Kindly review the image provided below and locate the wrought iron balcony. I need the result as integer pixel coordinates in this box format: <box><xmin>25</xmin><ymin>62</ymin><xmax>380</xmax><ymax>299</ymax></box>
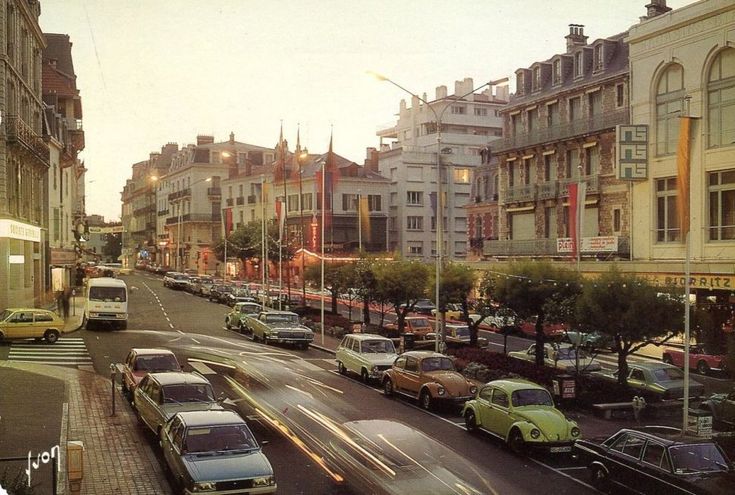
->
<box><xmin>5</xmin><ymin>115</ymin><xmax>50</xmax><ymax>165</ymax></box>
<box><xmin>168</xmin><ymin>188</ymin><xmax>191</xmax><ymax>201</ymax></box>
<box><xmin>505</xmin><ymin>184</ymin><xmax>536</xmax><ymax>203</ymax></box>
<box><xmin>236</xmin><ymin>196</ymin><xmax>245</xmax><ymax>205</ymax></box>
<box><xmin>247</xmin><ymin>195</ymin><xmax>257</xmax><ymax>204</ymax></box>
<box><xmin>537</xmin><ymin>181</ymin><xmax>558</xmax><ymax>200</ymax></box>
<box><xmin>207</xmin><ymin>187</ymin><xmax>222</xmax><ymax>197</ymax></box>
<box><xmin>157</xmin><ymin>209</ymin><xmax>169</xmax><ymax>216</ymax></box>
<box><xmin>226</xmin><ymin>198</ymin><xmax>234</xmax><ymax>207</ymax></box>
<box><xmin>483</xmin><ymin>235</ymin><xmax>630</xmax><ymax>258</ymax></box>
<box><xmin>491</xmin><ymin>109</ymin><xmax>629</xmax><ymax>153</ymax></box>
<box><xmin>469</xmin><ymin>237</ymin><xmax>484</xmax><ymax>249</ymax></box>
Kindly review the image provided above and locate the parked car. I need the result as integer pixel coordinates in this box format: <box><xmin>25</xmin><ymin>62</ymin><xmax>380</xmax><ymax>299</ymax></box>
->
<box><xmin>663</xmin><ymin>345</ymin><xmax>727</xmax><ymax>375</ymax></box>
<box><xmin>431</xmin><ymin>303</ymin><xmax>463</xmax><ymax>320</ymax></box>
<box><xmin>169</xmin><ymin>273</ymin><xmax>191</xmax><ymax>290</ymax></box>
<box><xmin>212</xmin><ymin>284</ymin><xmax>235</xmax><ymax>303</ymax></box>
<box><xmin>336</xmin><ymin>334</ymin><xmax>398</xmax><ymax>383</ymax></box>
<box><xmin>384</xmin><ymin>316</ymin><xmax>433</xmax><ymax>339</ymax></box>
<box><xmin>328</xmin><ymin>419</ymin><xmax>485</xmax><ymax>495</ymax></box>
<box><xmin>160</xmin><ymin>410</ymin><xmax>276</xmax><ymax>494</ymax></box>
<box><xmin>412</xmin><ymin>299</ymin><xmax>436</xmax><ymax>315</ymax></box>
<box><xmin>163</xmin><ymin>271</ymin><xmax>184</xmax><ymax>288</ymax></box>
<box><xmin>701</xmin><ymin>388</ymin><xmax>735</xmax><ymax>429</ymax></box>
<box><xmin>517</xmin><ymin>315</ymin><xmax>567</xmax><ymax>338</ymax></box>
<box><xmin>243</xmin><ymin>311</ymin><xmax>314</xmax><ymax>349</ymax></box>
<box><xmin>573</xmin><ymin>427</ymin><xmax>735</xmax><ymax>494</ymax></box>
<box><xmin>225</xmin><ymin>302</ymin><xmax>262</xmax><ymax>332</ymax></box>
<box><xmin>185</xmin><ymin>276</ymin><xmax>201</xmax><ymax>294</ymax></box>
<box><xmin>382</xmin><ymin>351</ymin><xmax>477</xmax><ymax>410</ymax></box>
<box><xmin>121</xmin><ymin>348</ymin><xmax>181</xmax><ymax>400</ymax></box>
<box><xmin>592</xmin><ymin>362</ymin><xmax>705</xmax><ymax>400</ymax></box>
<box><xmin>194</xmin><ymin>276</ymin><xmax>217</xmax><ymax>297</ymax></box>
<box><xmin>508</xmin><ymin>343</ymin><xmax>602</xmax><ymax>373</ymax></box>
<box><xmin>0</xmin><ymin>308</ymin><xmax>65</xmax><ymax>344</ymax></box>
<box><xmin>134</xmin><ymin>372</ymin><xmax>223</xmax><ymax>435</ymax></box>
<box><xmin>558</xmin><ymin>330</ymin><xmax>612</xmax><ymax>352</ymax></box>
<box><xmin>426</xmin><ymin>324</ymin><xmax>488</xmax><ymax>348</ymax></box>
<box><xmin>225</xmin><ymin>288</ymin><xmax>256</xmax><ymax>307</ymax></box>
<box><xmin>462</xmin><ymin>378</ymin><xmax>580</xmax><ymax>454</ymax></box>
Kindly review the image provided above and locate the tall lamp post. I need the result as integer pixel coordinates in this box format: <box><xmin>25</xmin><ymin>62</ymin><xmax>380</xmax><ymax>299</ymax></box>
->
<box><xmin>370</xmin><ymin>71</ymin><xmax>508</xmax><ymax>352</ymax></box>
<box><xmin>297</xmin><ymin>147</ymin><xmax>308</xmax><ymax>306</ymax></box>
<box><xmin>176</xmin><ymin>176</ymin><xmax>211</xmax><ymax>272</ymax></box>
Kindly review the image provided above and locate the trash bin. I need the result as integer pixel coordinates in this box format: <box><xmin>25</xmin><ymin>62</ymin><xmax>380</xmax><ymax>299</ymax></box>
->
<box><xmin>552</xmin><ymin>374</ymin><xmax>576</xmax><ymax>402</ymax></box>
<box><xmin>687</xmin><ymin>408</ymin><xmax>713</xmax><ymax>437</ymax></box>
<box><xmin>401</xmin><ymin>332</ymin><xmax>415</xmax><ymax>351</ymax></box>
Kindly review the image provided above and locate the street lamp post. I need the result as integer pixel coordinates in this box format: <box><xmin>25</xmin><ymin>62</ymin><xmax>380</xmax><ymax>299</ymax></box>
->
<box><xmin>370</xmin><ymin>71</ymin><xmax>509</xmax><ymax>352</ymax></box>
<box><xmin>297</xmin><ymin>148</ymin><xmax>308</xmax><ymax>306</ymax></box>
<box><xmin>176</xmin><ymin>176</ymin><xmax>211</xmax><ymax>272</ymax></box>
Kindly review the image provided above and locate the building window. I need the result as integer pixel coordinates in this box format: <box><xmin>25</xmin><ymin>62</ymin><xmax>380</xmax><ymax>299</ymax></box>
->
<box><xmin>588</xmin><ymin>90</ymin><xmax>601</xmax><ymax>117</ymax></box>
<box><xmin>708</xmin><ymin>170</ymin><xmax>735</xmax><ymax>241</ymax></box>
<box><xmin>552</xmin><ymin>59</ymin><xmax>561</xmax><ymax>85</ymax></box>
<box><xmin>613</xmin><ymin>207</ymin><xmax>622</xmax><ymax>234</ymax></box>
<box><xmin>406</xmin><ymin>191</ymin><xmax>423</xmax><ymax>205</ymax></box>
<box><xmin>527</xmin><ymin>108</ymin><xmax>538</xmax><ymax>133</ymax></box>
<box><xmin>707</xmin><ymin>48</ymin><xmax>735</xmax><ymax>149</ymax></box>
<box><xmin>238</xmin><ymin>184</ymin><xmax>244</xmax><ymax>196</ymax></box>
<box><xmin>656</xmin><ymin>177</ymin><xmax>680</xmax><ymax>243</ymax></box>
<box><xmin>453</xmin><ymin>168</ymin><xmax>470</xmax><ymax>184</ymax></box>
<box><xmin>228</xmin><ymin>186</ymin><xmax>233</xmax><ymax>199</ymax></box>
<box><xmin>584</xmin><ymin>146</ymin><xmax>599</xmax><ymax>175</ymax></box>
<box><xmin>544</xmin><ymin>207</ymin><xmax>555</xmax><ymax>239</ymax></box>
<box><xmin>408</xmin><ymin>242</ymin><xmax>423</xmax><ymax>255</ymax></box>
<box><xmin>406</xmin><ymin>216</ymin><xmax>423</xmax><ymax>230</ymax></box>
<box><xmin>594</xmin><ymin>44</ymin><xmax>603</xmax><ymax>71</ymax></box>
<box><xmin>533</xmin><ymin>66</ymin><xmax>541</xmax><ymax>91</ymax></box>
<box><xmin>565</xmin><ymin>149</ymin><xmax>579</xmax><ymax>178</ymax></box>
<box><xmin>474</xmin><ymin>107</ymin><xmax>488</xmax><ymax>116</ymax></box>
<box><xmin>474</xmin><ymin>216</ymin><xmax>483</xmax><ymax>238</ymax></box>
<box><xmin>569</xmin><ymin>97</ymin><xmax>581</xmax><ymax>121</ymax></box>
<box><xmin>616</xmin><ymin>83</ymin><xmax>625</xmax><ymax>108</ymax></box>
<box><xmin>508</xmin><ymin>162</ymin><xmax>515</xmax><ymax>188</ymax></box>
<box><xmin>575</xmin><ymin>51</ymin><xmax>583</xmax><ymax>77</ymax></box>
<box><xmin>302</xmin><ymin>193</ymin><xmax>313</xmax><ymax>211</ymax></box>
<box><xmin>431</xmin><ymin>216</ymin><xmax>448</xmax><ymax>231</ymax></box>
<box><xmin>516</xmin><ymin>72</ymin><xmax>524</xmax><ymax>95</ymax></box>
<box><xmin>522</xmin><ymin>158</ymin><xmax>533</xmax><ymax>185</ymax></box>
<box><xmin>367</xmin><ymin>194</ymin><xmax>382</xmax><ymax>211</ymax></box>
<box><xmin>451</xmin><ymin>105</ymin><xmax>466</xmax><ymax>115</ymax></box>
<box><xmin>543</xmin><ymin>154</ymin><xmax>554</xmax><ymax>181</ymax></box>
<box><xmin>342</xmin><ymin>193</ymin><xmax>358</xmax><ymax>211</ymax></box>
<box><xmin>511</xmin><ymin>113</ymin><xmax>522</xmax><ymax>137</ymax></box>
<box><xmin>656</xmin><ymin>64</ymin><xmax>685</xmax><ymax>156</ymax></box>
<box><xmin>288</xmin><ymin>193</ymin><xmax>299</xmax><ymax>212</ymax></box>
<box><xmin>547</xmin><ymin>102</ymin><xmax>559</xmax><ymax>128</ymax></box>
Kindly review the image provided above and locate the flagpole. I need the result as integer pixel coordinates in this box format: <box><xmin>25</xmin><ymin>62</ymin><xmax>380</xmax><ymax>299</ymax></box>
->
<box><xmin>358</xmin><ymin>189</ymin><xmax>362</xmax><ymax>252</ymax></box>
<box><xmin>320</xmin><ymin>158</ymin><xmax>326</xmax><ymax>346</ymax></box>
<box><xmin>261</xmin><ymin>175</ymin><xmax>267</xmax><ymax>307</ymax></box>
<box><xmin>679</xmin><ymin>100</ymin><xmax>693</xmax><ymax>435</ymax></box>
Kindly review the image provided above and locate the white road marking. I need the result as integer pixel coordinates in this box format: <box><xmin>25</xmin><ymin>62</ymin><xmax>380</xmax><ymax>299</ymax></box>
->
<box><xmin>188</xmin><ymin>360</ymin><xmax>217</xmax><ymax>375</ymax></box>
<box><xmin>169</xmin><ymin>323</ymin><xmax>174</xmax><ymax>329</ymax></box>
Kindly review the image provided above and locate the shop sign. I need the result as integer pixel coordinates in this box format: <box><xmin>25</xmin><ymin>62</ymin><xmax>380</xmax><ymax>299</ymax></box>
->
<box><xmin>646</xmin><ymin>273</ymin><xmax>735</xmax><ymax>290</ymax></box>
<box><xmin>50</xmin><ymin>249</ymin><xmax>77</xmax><ymax>265</ymax></box>
<box><xmin>0</xmin><ymin>219</ymin><xmax>41</xmax><ymax>242</ymax></box>
<box><xmin>557</xmin><ymin>236</ymin><xmax>618</xmax><ymax>253</ymax></box>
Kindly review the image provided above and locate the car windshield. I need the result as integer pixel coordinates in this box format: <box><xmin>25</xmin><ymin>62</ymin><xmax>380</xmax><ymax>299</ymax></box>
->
<box><xmin>184</xmin><ymin>424</ymin><xmax>258</xmax><ymax>453</ymax></box>
<box><xmin>670</xmin><ymin>443</ymin><xmax>729</xmax><ymax>473</ymax></box>
<box><xmin>453</xmin><ymin>326</ymin><xmax>470</xmax><ymax>338</ymax></box>
<box><xmin>556</xmin><ymin>348</ymin><xmax>586</xmax><ymax>360</ymax></box>
<box><xmin>173</xmin><ymin>274</ymin><xmax>188</xmax><ymax>280</ymax></box>
<box><xmin>512</xmin><ymin>389</ymin><xmax>554</xmax><ymax>407</ymax></box>
<box><xmin>89</xmin><ymin>286</ymin><xmax>127</xmax><ymax>302</ymax></box>
<box><xmin>361</xmin><ymin>340</ymin><xmax>395</xmax><ymax>354</ymax></box>
<box><xmin>421</xmin><ymin>357</ymin><xmax>454</xmax><ymax>372</ymax></box>
<box><xmin>409</xmin><ymin>318</ymin><xmax>429</xmax><ymax>327</ymax></box>
<box><xmin>162</xmin><ymin>383</ymin><xmax>215</xmax><ymax>403</ymax></box>
<box><xmin>239</xmin><ymin>304</ymin><xmax>260</xmax><ymax>313</ymax></box>
<box><xmin>0</xmin><ymin>310</ymin><xmax>11</xmax><ymax>321</ymax></box>
<box><xmin>653</xmin><ymin>368</ymin><xmax>685</xmax><ymax>381</ymax></box>
<box><xmin>134</xmin><ymin>355</ymin><xmax>181</xmax><ymax>372</ymax></box>
<box><xmin>267</xmin><ymin>314</ymin><xmax>298</xmax><ymax>323</ymax></box>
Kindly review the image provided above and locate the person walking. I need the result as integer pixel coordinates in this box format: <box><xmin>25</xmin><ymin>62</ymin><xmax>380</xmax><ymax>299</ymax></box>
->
<box><xmin>62</xmin><ymin>286</ymin><xmax>71</xmax><ymax>319</ymax></box>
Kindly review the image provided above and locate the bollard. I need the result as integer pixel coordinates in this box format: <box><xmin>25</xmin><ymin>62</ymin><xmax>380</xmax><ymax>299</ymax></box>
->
<box><xmin>67</xmin><ymin>440</ymin><xmax>84</xmax><ymax>494</ymax></box>
<box><xmin>109</xmin><ymin>363</ymin><xmax>116</xmax><ymax>416</ymax></box>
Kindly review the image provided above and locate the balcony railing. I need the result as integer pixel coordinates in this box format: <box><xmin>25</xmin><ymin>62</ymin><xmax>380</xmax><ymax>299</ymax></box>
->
<box><xmin>236</xmin><ymin>196</ymin><xmax>245</xmax><ymax>205</ymax></box>
<box><xmin>505</xmin><ymin>184</ymin><xmax>536</xmax><ymax>203</ymax></box>
<box><xmin>165</xmin><ymin>213</ymin><xmax>221</xmax><ymax>225</ymax></box>
<box><xmin>558</xmin><ymin>176</ymin><xmax>599</xmax><ymax>196</ymax></box>
<box><xmin>168</xmin><ymin>188</ymin><xmax>191</xmax><ymax>201</ymax></box>
<box><xmin>157</xmin><ymin>209</ymin><xmax>169</xmax><ymax>216</ymax></box>
<box><xmin>226</xmin><ymin>198</ymin><xmax>234</xmax><ymax>207</ymax></box>
<box><xmin>501</xmin><ymin>176</ymin><xmax>599</xmax><ymax>204</ymax></box>
<box><xmin>5</xmin><ymin>115</ymin><xmax>50</xmax><ymax>165</ymax></box>
<box><xmin>482</xmin><ymin>235</ymin><xmax>630</xmax><ymax>258</ymax></box>
<box><xmin>537</xmin><ymin>181</ymin><xmax>558</xmax><ymax>200</ymax></box>
<box><xmin>247</xmin><ymin>195</ymin><xmax>257</xmax><ymax>204</ymax></box>
<box><xmin>492</xmin><ymin>109</ymin><xmax>629</xmax><ymax>153</ymax></box>
<box><xmin>207</xmin><ymin>187</ymin><xmax>222</xmax><ymax>196</ymax></box>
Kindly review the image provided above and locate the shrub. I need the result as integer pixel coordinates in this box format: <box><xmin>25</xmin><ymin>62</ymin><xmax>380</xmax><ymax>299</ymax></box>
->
<box><xmin>448</xmin><ymin>347</ymin><xmax>558</xmax><ymax>386</ymax></box>
<box><xmin>462</xmin><ymin>362</ymin><xmax>521</xmax><ymax>383</ymax></box>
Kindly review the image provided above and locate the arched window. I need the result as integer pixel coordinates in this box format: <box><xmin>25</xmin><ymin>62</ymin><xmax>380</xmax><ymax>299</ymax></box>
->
<box><xmin>474</xmin><ymin>216</ymin><xmax>483</xmax><ymax>239</ymax></box>
<box><xmin>707</xmin><ymin>48</ymin><xmax>735</xmax><ymax>148</ymax></box>
<box><xmin>655</xmin><ymin>64</ymin><xmax>684</xmax><ymax>156</ymax></box>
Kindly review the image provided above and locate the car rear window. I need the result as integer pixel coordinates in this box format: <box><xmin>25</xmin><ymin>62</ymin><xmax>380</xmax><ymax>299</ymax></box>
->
<box><xmin>653</xmin><ymin>368</ymin><xmax>684</xmax><ymax>381</ymax></box>
<box><xmin>134</xmin><ymin>354</ymin><xmax>181</xmax><ymax>372</ymax></box>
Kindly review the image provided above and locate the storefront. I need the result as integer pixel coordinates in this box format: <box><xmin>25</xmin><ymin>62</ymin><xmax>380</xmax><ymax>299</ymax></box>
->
<box><xmin>49</xmin><ymin>248</ymin><xmax>78</xmax><ymax>292</ymax></box>
<box><xmin>0</xmin><ymin>219</ymin><xmax>44</xmax><ymax>309</ymax></box>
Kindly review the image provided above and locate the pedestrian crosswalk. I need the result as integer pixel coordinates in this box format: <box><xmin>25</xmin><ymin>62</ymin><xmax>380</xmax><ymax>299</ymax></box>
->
<box><xmin>8</xmin><ymin>337</ymin><xmax>93</xmax><ymax>367</ymax></box>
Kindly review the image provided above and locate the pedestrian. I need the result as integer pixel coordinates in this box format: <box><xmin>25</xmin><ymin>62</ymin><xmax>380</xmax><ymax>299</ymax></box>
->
<box><xmin>56</xmin><ymin>290</ymin><xmax>64</xmax><ymax>316</ymax></box>
<box><xmin>62</xmin><ymin>286</ymin><xmax>71</xmax><ymax>319</ymax></box>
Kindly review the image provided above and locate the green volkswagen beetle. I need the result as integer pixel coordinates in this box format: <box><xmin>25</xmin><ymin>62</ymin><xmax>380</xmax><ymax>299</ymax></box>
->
<box><xmin>462</xmin><ymin>378</ymin><xmax>580</xmax><ymax>454</ymax></box>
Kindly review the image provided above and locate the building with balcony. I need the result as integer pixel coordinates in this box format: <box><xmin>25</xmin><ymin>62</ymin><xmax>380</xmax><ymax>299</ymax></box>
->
<box><xmin>626</xmin><ymin>0</ymin><xmax>735</xmax><ymax>298</ymax></box>
<box><xmin>485</xmin><ymin>24</ymin><xmax>632</xmax><ymax>262</ymax></box>
<box><xmin>465</xmin><ymin>152</ymin><xmax>500</xmax><ymax>261</ymax></box>
<box><xmin>42</xmin><ymin>33</ymin><xmax>86</xmax><ymax>292</ymax></box>
<box><xmin>0</xmin><ymin>1</ymin><xmax>49</xmax><ymax>308</ymax></box>
<box><xmin>376</xmin><ymin>77</ymin><xmax>507</xmax><ymax>260</ymax></box>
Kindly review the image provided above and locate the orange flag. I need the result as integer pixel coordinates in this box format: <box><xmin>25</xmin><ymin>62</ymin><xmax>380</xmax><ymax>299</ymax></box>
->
<box><xmin>676</xmin><ymin>116</ymin><xmax>691</xmax><ymax>238</ymax></box>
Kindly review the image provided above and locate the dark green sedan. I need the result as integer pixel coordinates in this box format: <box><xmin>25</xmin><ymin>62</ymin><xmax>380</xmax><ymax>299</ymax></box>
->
<box><xmin>160</xmin><ymin>410</ymin><xmax>276</xmax><ymax>494</ymax></box>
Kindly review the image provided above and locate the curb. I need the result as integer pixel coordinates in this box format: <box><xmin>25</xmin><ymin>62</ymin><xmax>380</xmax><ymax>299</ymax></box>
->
<box><xmin>309</xmin><ymin>343</ymin><xmax>336</xmax><ymax>355</ymax></box>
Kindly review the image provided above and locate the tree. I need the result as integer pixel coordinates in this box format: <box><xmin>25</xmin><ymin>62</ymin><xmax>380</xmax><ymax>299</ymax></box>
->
<box><xmin>575</xmin><ymin>268</ymin><xmax>683</xmax><ymax>386</ymax></box>
<box><xmin>491</xmin><ymin>261</ymin><xmax>581</xmax><ymax>367</ymax></box>
<box><xmin>431</xmin><ymin>263</ymin><xmax>477</xmax><ymax>344</ymax></box>
<box><xmin>338</xmin><ymin>263</ymin><xmax>361</xmax><ymax>320</ymax></box>
<box><xmin>354</xmin><ymin>257</ymin><xmax>379</xmax><ymax>325</ymax></box>
<box><xmin>102</xmin><ymin>232</ymin><xmax>122</xmax><ymax>262</ymax></box>
<box><xmin>304</xmin><ymin>262</ymin><xmax>350</xmax><ymax>314</ymax></box>
<box><xmin>213</xmin><ymin>220</ymin><xmax>296</xmax><ymax>276</ymax></box>
<box><xmin>373</xmin><ymin>260</ymin><xmax>431</xmax><ymax>333</ymax></box>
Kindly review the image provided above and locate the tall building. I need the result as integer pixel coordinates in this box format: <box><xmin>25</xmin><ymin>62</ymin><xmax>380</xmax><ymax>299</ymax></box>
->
<box><xmin>487</xmin><ymin>25</ymin><xmax>631</xmax><ymax>261</ymax></box>
<box><xmin>376</xmin><ymin>77</ymin><xmax>507</xmax><ymax>260</ymax></box>
<box><xmin>465</xmin><ymin>151</ymin><xmax>500</xmax><ymax>261</ymax></box>
<box><xmin>42</xmin><ymin>33</ymin><xmax>85</xmax><ymax>292</ymax></box>
<box><xmin>627</xmin><ymin>0</ymin><xmax>735</xmax><ymax>297</ymax></box>
<box><xmin>0</xmin><ymin>1</ymin><xmax>48</xmax><ymax>308</ymax></box>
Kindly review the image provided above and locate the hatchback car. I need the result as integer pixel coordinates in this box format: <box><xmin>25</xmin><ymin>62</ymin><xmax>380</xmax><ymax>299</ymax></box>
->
<box><xmin>121</xmin><ymin>348</ymin><xmax>182</xmax><ymax>400</ymax></box>
<box><xmin>0</xmin><ymin>308</ymin><xmax>65</xmax><ymax>344</ymax></box>
<box><xmin>463</xmin><ymin>379</ymin><xmax>580</xmax><ymax>454</ymax></box>
<box><xmin>336</xmin><ymin>334</ymin><xmax>398</xmax><ymax>383</ymax></box>
<box><xmin>134</xmin><ymin>372</ymin><xmax>222</xmax><ymax>436</ymax></box>
<box><xmin>592</xmin><ymin>362</ymin><xmax>705</xmax><ymax>400</ymax></box>
<box><xmin>382</xmin><ymin>351</ymin><xmax>477</xmax><ymax>410</ymax></box>
<box><xmin>160</xmin><ymin>410</ymin><xmax>276</xmax><ymax>494</ymax></box>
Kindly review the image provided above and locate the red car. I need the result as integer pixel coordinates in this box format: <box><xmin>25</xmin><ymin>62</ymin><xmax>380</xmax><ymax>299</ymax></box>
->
<box><xmin>517</xmin><ymin>315</ymin><xmax>567</xmax><ymax>339</ymax></box>
<box><xmin>662</xmin><ymin>345</ymin><xmax>727</xmax><ymax>375</ymax></box>
<box><xmin>122</xmin><ymin>348</ymin><xmax>182</xmax><ymax>400</ymax></box>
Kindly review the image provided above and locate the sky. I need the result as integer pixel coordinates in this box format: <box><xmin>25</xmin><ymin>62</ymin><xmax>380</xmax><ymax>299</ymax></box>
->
<box><xmin>39</xmin><ymin>0</ymin><xmax>695</xmax><ymax>221</ymax></box>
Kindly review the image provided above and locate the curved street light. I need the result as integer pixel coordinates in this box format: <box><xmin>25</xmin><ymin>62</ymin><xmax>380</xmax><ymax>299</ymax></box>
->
<box><xmin>370</xmin><ymin>71</ymin><xmax>508</xmax><ymax>352</ymax></box>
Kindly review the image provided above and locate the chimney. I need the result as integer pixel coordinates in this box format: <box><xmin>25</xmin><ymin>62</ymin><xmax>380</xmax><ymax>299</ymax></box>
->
<box><xmin>644</xmin><ymin>0</ymin><xmax>671</xmax><ymax>19</ymax></box>
<box><xmin>197</xmin><ymin>134</ymin><xmax>214</xmax><ymax>146</ymax></box>
<box><xmin>436</xmin><ymin>85</ymin><xmax>447</xmax><ymax>100</ymax></box>
<box><xmin>364</xmin><ymin>147</ymin><xmax>379</xmax><ymax>173</ymax></box>
<box><xmin>565</xmin><ymin>24</ymin><xmax>588</xmax><ymax>53</ymax></box>
<box><xmin>229</xmin><ymin>131</ymin><xmax>235</xmax><ymax>144</ymax></box>
<box><xmin>162</xmin><ymin>143</ymin><xmax>179</xmax><ymax>154</ymax></box>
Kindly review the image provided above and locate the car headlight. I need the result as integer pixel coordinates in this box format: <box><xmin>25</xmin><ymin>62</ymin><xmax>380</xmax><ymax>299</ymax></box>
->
<box><xmin>192</xmin><ymin>481</ymin><xmax>216</xmax><ymax>491</ymax></box>
<box><xmin>253</xmin><ymin>476</ymin><xmax>276</xmax><ymax>487</ymax></box>
<box><xmin>437</xmin><ymin>385</ymin><xmax>446</xmax><ymax>396</ymax></box>
<box><xmin>469</xmin><ymin>385</ymin><xmax>478</xmax><ymax>396</ymax></box>
<box><xmin>530</xmin><ymin>428</ymin><xmax>541</xmax><ymax>439</ymax></box>
<box><xmin>571</xmin><ymin>427</ymin><xmax>580</xmax><ymax>437</ymax></box>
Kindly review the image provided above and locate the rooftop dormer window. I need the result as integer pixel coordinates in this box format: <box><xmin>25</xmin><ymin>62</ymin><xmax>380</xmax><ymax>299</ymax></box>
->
<box><xmin>552</xmin><ymin>59</ymin><xmax>561</xmax><ymax>86</ymax></box>
<box><xmin>594</xmin><ymin>44</ymin><xmax>604</xmax><ymax>72</ymax></box>
<box><xmin>516</xmin><ymin>72</ymin><xmax>524</xmax><ymax>95</ymax></box>
<box><xmin>533</xmin><ymin>66</ymin><xmax>541</xmax><ymax>92</ymax></box>
<box><xmin>574</xmin><ymin>51</ymin><xmax>584</xmax><ymax>77</ymax></box>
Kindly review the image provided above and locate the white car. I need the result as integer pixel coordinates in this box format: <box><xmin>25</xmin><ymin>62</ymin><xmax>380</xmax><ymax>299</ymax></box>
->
<box><xmin>509</xmin><ymin>343</ymin><xmax>602</xmax><ymax>373</ymax></box>
<box><xmin>336</xmin><ymin>334</ymin><xmax>398</xmax><ymax>383</ymax></box>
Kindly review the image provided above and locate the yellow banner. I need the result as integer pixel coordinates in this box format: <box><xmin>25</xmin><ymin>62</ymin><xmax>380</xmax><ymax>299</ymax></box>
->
<box><xmin>644</xmin><ymin>273</ymin><xmax>735</xmax><ymax>291</ymax></box>
<box><xmin>359</xmin><ymin>196</ymin><xmax>371</xmax><ymax>242</ymax></box>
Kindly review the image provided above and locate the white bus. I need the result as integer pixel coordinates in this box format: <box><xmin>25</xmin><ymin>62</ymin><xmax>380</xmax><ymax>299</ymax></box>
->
<box><xmin>85</xmin><ymin>277</ymin><xmax>128</xmax><ymax>330</ymax></box>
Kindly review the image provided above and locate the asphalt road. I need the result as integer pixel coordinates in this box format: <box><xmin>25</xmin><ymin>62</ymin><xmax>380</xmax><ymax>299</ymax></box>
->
<box><xmin>74</xmin><ymin>272</ymin><xmax>602</xmax><ymax>495</ymax></box>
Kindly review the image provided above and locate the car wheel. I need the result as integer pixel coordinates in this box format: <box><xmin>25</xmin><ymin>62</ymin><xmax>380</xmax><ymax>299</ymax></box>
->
<box><xmin>338</xmin><ymin>362</ymin><xmax>346</xmax><ymax>375</ymax></box>
<box><xmin>238</xmin><ymin>323</ymin><xmax>245</xmax><ymax>334</ymax></box>
<box><xmin>44</xmin><ymin>330</ymin><xmax>60</xmax><ymax>344</ymax></box>
<box><xmin>508</xmin><ymin>428</ymin><xmax>526</xmax><ymax>455</ymax></box>
<box><xmin>590</xmin><ymin>465</ymin><xmax>609</xmax><ymax>490</ymax></box>
<box><xmin>361</xmin><ymin>368</ymin><xmax>371</xmax><ymax>384</ymax></box>
<box><xmin>697</xmin><ymin>360</ymin><xmax>710</xmax><ymax>375</ymax></box>
<box><xmin>464</xmin><ymin>410</ymin><xmax>478</xmax><ymax>433</ymax></box>
<box><xmin>419</xmin><ymin>390</ymin><xmax>432</xmax><ymax>410</ymax></box>
<box><xmin>383</xmin><ymin>379</ymin><xmax>394</xmax><ymax>397</ymax></box>
<box><xmin>662</xmin><ymin>355</ymin><xmax>673</xmax><ymax>365</ymax></box>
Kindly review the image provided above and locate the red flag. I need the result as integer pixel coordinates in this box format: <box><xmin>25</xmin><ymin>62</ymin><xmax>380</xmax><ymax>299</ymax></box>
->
<box><xmin>224</xmin><ymin>207</ymin><xmax>233</xmax><ymax>235</ymax></box>
<box><xmin>275</xmin><ymin>199</ymin><xmax>285</xmax><ymax>240</ymax></box>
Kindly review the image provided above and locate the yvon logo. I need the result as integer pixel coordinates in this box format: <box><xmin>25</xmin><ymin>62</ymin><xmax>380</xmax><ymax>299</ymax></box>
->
<box><xmin>25</xmin><ymin>445</ymin><xmax>60</xmax><ymax>487</ymax></box>
<box><xmin>0</xmin><ymin>481</ymin><xmax>8</xmax><ymax>495</ymax></box>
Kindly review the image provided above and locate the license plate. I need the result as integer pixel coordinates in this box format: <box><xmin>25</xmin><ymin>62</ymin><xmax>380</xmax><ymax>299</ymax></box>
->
<box><xmin>550</xmin><ymin>446</ymin><xmax>572</xmax><ymax>453</ymax></box>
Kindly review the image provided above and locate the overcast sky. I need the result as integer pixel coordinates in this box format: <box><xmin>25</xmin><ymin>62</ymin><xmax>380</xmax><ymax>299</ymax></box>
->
<box><xmin>39</xmin><ymin>0</ymin><xmax>694</xmax><ymax>221</ymax></box>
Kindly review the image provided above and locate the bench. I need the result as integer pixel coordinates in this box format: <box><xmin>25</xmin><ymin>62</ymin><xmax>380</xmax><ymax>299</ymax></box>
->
<box><xmin>592</xmin><ymin>402</ymin><xmax>634</xmax><ymax>420</ymax></box>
